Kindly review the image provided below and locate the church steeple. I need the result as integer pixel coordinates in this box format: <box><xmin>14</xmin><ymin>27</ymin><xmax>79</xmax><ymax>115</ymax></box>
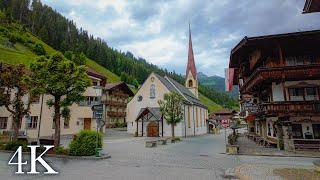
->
<box><xmin>185</xmin><ymin>24</ymin><xmax>198</xmax><ymax>98</ymax></box>
<box><xmin>186</xmin><ymin>23</ymin><xmax>197</xmax><ymax>80</ymax></box>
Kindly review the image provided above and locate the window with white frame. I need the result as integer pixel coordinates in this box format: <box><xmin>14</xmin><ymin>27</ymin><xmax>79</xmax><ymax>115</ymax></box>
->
<box><xmin>79</xmin><ymin>96</ymin><xmax>99</xmax><ymax>106</ymax></box>
<box><xmin>305</xmin><ymin>87</ymin><xmax>318</xmax><ymax>100</ymax></box>
<box><xmin>0</xmin><ymin>117</ymin><xmax>8</xmax><ymax>129</ymax></box>
<box><xmin>150</xmin><ymin>84</ymin><xmax>156</xmax><ymax>99</ymax></box>
<box><xmin>267</xmin><ymin>123</ymin><xmax>272</xmax><ymax>136</ymax></box>
<box><xmin>27</xmin><ymin>116</ymin><xmax>38</xmax><ymax>129</ymax></box>
<box><xmin>288</xmin><ymin>88</ymin><xmax>304</xmax><ymax>101</ymax></box>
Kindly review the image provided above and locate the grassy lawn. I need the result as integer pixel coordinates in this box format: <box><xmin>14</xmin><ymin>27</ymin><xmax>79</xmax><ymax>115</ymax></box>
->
<box><xmin>273</xmin><ymin>168</ymin><xmax>320</xmax><ymax>180</ymax></box>
<box><xmin>199</xmin><ymin>93</ymin><xmax>222</xmax><ymax>112</ymax></box>
<box><xmin>86</xmin><ymin>59</ymin><xmax>120</xmax><ymax>83</ymax></box>
<box><xmin>0</xmin><ymin>24</ymin><xmax>121</xmax><ymax>83</ymax></box>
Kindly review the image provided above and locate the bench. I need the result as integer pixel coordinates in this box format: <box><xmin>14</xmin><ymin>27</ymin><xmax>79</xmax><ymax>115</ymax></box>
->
<box><xmin>145</xmin><ymin>141</ymin><xmax>157</xmax><ymax>148</ymax></box>
<box><xmin>295</xmin><ymin>144</ymin><xmax>320</xmax><ymax>150</ymax></box>
<box><xmin>39</xmin><ymin>139</ymin><xmax>55</xmax><ymax>145</ymax></box>
<box><xmin>294</xmin><ymin>139</ymin><xmax>320</xmax><ymax>151</ymax></box>
<box><xmin>157</xmin><ymin>139</ymin><xmax>167</xmax><ymax>145</ymax></box>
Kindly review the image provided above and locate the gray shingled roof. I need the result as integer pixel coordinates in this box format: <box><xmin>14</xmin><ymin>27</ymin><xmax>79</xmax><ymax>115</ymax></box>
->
<box><xmin>154</xmin><ymin>73</ymin><xmax>207</xmax><ymax>109</ymax></box>
<box><xmin>135</xmin><ymin>107</ymin><xmax>162</xmax><ymax>122</ymax></box>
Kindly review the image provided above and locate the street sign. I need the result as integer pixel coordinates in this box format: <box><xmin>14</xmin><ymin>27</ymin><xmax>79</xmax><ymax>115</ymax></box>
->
<box><xmin>92</xmin><ymin>104</ymin><xmax>103</xmax><ymax>119</ymax></box>
<box><xmin>93</xmin><ymin>111</ymin><xmax>103</xmax><ymax>119</ymax></box>
<box><xmin>91</xmin><ymin>104</ymin><xmax>103</xmax><ymax>112</ymax></box>
<box><xmin>221</xmin><ymin>119</ymin><xmax>229</xmax><ymax>128</ymax></box>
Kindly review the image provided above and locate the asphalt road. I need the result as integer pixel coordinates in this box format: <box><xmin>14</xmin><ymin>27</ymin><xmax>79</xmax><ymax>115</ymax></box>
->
<box><xmin>0</xmin><ymin>129</ymin><xmax>316</xmax><ymax>180</ymax></box>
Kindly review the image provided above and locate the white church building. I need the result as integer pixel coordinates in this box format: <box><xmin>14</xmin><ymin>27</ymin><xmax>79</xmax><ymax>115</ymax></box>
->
<box><xmin>126</xmin><ymin>26</ymin><xmax>209</xmax><ymax>137</ymax></box>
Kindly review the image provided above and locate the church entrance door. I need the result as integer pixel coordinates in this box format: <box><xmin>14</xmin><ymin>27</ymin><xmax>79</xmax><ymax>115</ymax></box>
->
<box><xmin>147</xmin><ymin>121</ymin><xmax>158</xmax><ymax>137</ymax></box>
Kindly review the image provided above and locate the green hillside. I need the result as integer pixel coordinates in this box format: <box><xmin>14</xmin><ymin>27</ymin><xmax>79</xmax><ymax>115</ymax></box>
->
<box><xmin>0</xmin><ymin>22</ymin><xmax>221</xmax><ymax>111</ymax></box>
<box><xmin>0</xmin><ymin>23</ymin><xmax>120</xmax><ymax>82</ymax></box>
<box><xmin>199</xmin><ymin>94</ymin><xmax>222</xmax><ymax>112</ymax></box>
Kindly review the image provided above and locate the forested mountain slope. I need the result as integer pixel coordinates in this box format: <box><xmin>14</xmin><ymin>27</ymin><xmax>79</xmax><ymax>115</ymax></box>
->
<box><xmin>0</xmin><ymin>0</ymin><xmax>238</xmax><ymax>110</ymax></box>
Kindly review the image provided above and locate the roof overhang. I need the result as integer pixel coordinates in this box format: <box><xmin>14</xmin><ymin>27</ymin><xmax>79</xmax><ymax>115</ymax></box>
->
<box><xmin>229</xmin><ymin>30</ymin><xmax>320</xmax><ymax>69</ymax></box>
<box><xmin>303</xmin><ymin>0</ymin><xmax>320</xmax><ymax>13</ymax></box>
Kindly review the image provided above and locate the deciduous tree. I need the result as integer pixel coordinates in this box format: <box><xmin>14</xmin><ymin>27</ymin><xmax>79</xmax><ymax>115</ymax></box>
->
<box><xmin>158</xmin><ymin>92</ymin><xmax>184</xmax><ymax>140</ymax></box>
<box><xmin>27</xmin><ymin>53</ymin><xmax>91</xmax><ymax>147</ymax></box>
<box><xmin>0</xmin><ymin>63</ymin><xmax>31</xmax><ymax>140</ymax></box>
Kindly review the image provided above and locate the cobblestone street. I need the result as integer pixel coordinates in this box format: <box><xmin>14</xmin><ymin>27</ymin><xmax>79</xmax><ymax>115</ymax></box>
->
<box><xmin>0</xmin><ymin>129</ymin><xmax>317</xmax><ymax>180</ymax></box>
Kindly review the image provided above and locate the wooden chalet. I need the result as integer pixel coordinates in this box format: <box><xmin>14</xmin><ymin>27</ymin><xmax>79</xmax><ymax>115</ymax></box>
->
<box><xmin>104</xmin><ymin>82</ymin><xmax>134</xmax><ymax>127</ymax></box>
<box><xmin>229</xmin><ymin>30</ymin><xmax>320</xmax><ymax>151</ymax></box>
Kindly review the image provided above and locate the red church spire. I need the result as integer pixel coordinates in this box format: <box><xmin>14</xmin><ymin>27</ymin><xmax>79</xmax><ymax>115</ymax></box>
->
<box><xmin>186</xmin><ymin>23</ymin><xmax>197</xmax><ymax>80</ymax></box>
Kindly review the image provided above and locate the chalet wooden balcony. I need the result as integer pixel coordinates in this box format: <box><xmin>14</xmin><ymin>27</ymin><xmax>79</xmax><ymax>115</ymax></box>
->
<box><xmin>105</xmin><ymin>100</ymin><xmax>127</xmax><ymax>108</ymax></box>
<box><xmin>107</xmin><ymin>111</ymin><xmax>126</xmax><ymax>118</ymax></box>
<box><xmin>240</xmin><ymin>64</ymin><xmax>320</xmax><ymax>93</ymax></box>
<box><xmin>260</xmin><ymin>101</ymin><xmax>320</xmax><ymax>115</ymax></box>
<box><xmin>111</xmin><ymin>92</ymin><xmax>129</xmax><ymax>98</ymax></box>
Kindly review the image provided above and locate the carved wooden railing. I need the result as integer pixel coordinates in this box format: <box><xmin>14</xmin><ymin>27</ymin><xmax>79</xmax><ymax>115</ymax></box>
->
<box><xmin>260</xmin><ymin>101</ymin><xmax>320</xmax><ymax>114</ymax></box>
<box><xmin>107</xmin><ymin>111</ymin><xmax>126</xmax><ymax>117</ymax></box>
<box><xmin>104</xmin><ymin>100</ymin><xmax>127</xmax><ymax>108</ymax></box>
<box><xmin>240</xmin><ymin>64</ymin><xmax>320</xmax><ymax>93</ymax></box>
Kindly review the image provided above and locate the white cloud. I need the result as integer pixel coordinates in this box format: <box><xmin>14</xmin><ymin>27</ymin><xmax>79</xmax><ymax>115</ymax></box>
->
<box><xmin>42</xmin><ymin>0</ymin><xmax>320</xmax><ymax>77</ymax></box>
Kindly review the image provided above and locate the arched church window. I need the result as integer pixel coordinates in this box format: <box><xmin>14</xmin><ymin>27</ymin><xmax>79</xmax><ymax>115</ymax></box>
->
<box><xmin>150</xmin><ymin>84</ymin><xmax>156</xmax><ymax>98</ymax></box>
<box><xmin>188</xmin><ymin>79</ymin><xmax>193</xmax><ymax>87</ymax></box>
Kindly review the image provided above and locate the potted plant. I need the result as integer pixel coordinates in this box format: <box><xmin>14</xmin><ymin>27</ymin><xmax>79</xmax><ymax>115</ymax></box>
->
<box><xmin>226</xmin><ymin>133</ymin><xmax>239</xmax><ymax>155</ymax></box>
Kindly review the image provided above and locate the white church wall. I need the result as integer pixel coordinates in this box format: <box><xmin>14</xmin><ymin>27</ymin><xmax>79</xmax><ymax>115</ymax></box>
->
<box><xmin>127</xmin><ymin>73</ymin><xmax>171</xmax><ymax>134</ymax></box>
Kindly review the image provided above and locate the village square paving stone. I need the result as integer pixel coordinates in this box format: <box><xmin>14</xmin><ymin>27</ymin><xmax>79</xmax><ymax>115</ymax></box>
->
<box><xmin>0</xmin><ymin>129</ymin><xmax>317</xmax><ymax>180</ymax></box>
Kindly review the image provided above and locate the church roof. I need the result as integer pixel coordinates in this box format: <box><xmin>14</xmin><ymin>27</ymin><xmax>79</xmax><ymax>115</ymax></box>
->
<box><xmin>135</xmin><ymin>107</ymin><xmax>162</xmax><ymax>122</ymax></box>
<box><xmin>186</xmin><ymin>24</ymin><xmax>197</xmax><ymax>79</ymax></box>
<box><xmin>154</xmin><ymin>73</ymin><xmax>207</xmax><ymax>109</ymax></box>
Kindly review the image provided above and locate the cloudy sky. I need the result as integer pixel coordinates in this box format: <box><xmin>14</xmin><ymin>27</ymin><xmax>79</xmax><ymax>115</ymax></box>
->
<box><xmin>42</xmin><ymin>0</ymin><xmax>320</xmax><ymax>77</ymax></box>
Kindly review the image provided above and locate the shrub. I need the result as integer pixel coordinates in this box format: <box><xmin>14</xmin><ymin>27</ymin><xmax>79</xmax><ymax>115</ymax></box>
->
<box><xmin>8</xmin><ymin>33</ymin><xmax>18</xmax><ymax>44</ymax></box>
<box><xmin>0</xmin><ymin>142</ymin><xmax>5</xmax><ymax>150</ymax></box>
<box><xmin>69</xmin><ymin>130</ymin><xmax>102</xmax><ymax>156</ymax></box>
<box><xmin>5</xmin><ymin>140</ymin><xmax>28</xmax><ymax>152</ymax></box>
<box><xmin>33</xmin><ymin>43</ymin><xmax>46</xmax><ymax>55</ymax></box>
<box><xmin>54</xmin><ymin>146</ymin><xmax>69</xmax><ymax>155</ymax></box>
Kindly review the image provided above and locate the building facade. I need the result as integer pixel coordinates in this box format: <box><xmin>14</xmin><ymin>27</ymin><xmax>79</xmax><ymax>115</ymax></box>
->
<box><xmin>126</xmin><ymin>26</ymin><xmax>208</xmax><ymax>137</ymax></box>
<box><xmin>0</xmin><ymin>68</ymin><xmax>107</xmax><ymax>141</ymax></box>
<box><xmin>228</xmin><ymin>30</ymin><xmax>320</xmax><ymax>151</ymax></box>
<box><xmin>104</xmin><ymin>82</ymin><xmax>134</xmax><ymax>128</ymax></box>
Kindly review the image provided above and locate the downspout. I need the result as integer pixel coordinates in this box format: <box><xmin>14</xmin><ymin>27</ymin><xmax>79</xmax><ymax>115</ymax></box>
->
<box><xmin>184</xmin><ymin>105</ymin><xmax>186</xmax><ymax>138</ymax></box>
<box><xmin>161</xmin><ymin>115</ymin><xmax>164</xmax><ymax>137</ymax></box>
<box><xmin>193</xmin><ymin>106</ymin><xmax>195</xmax><ymax>136</ymax></box>
<box><xmin>37</xmin><ymin>94</ymin><xmax>44</xmax><ymax>145</ymax></box>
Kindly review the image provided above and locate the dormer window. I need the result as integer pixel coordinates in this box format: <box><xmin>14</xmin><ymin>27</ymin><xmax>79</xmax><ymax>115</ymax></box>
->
<box><xmin>150</xmin><ymin>84</ymin><xmax>156</xmax><ymax>99</ymax></box>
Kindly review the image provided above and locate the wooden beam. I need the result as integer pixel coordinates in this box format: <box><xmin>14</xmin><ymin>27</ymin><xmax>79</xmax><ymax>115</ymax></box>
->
<box><xmin>278</xmin><ymin>44</ymin><xmax>285</xmax><ymax>66</ymax></box>
<box><xmin>136</xmin><ymin>118</ymin><xmax>139</xmax><ymax>136</ymax></box>
<box><xmin>142</xmin><ymin>115</ymin><xmax>144</xmax><ymax>137</ymax></box>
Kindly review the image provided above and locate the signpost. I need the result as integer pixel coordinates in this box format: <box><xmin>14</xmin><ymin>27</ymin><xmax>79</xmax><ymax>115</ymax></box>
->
<box><xmin>221</xmin><ymin>119</ymin><xmax>229</xmax><ymax>144</ymax></box>
<box><xmin>91</xmin><ymin>104</ymin><xmax>103</xmax><ymax>157</ymax></box>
